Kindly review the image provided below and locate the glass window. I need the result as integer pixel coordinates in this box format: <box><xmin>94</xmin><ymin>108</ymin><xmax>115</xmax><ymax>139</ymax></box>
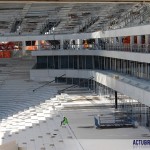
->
<box><xmin>86</xmin><ymin>56</ymin><xmax>93</xmax><ymax>69</ymax></box>
<box><xmin>79</xmin><ymin>56</ymin><xmax>86</xmax><ymax>69</ymax></box>
<box><xmin>74</xmin><ymin>56</ymin><xmax>78</xmax><ymax>69</ymax></box>
<box><xmin>69</xmin><ymin>56</ymin><xmax>74</xmax><ymax>69</ymax></box>
<box><xmin>79</xmin><ymin>79</ymin><xmax>85</xmax><ymax>87</ymax></box>
<box><xmin>26</xmin><ymin>41</ymin><xmax>31</xmax><ymax>46</ymax></box>
<box><xmin>37</xmin><ymin>56</ymin><xmax>47</xmax><ymax>69</ymax></box>
<box><xmin>94</xmin><ymin>56</ymin><xmax>100</xmax><ymax>69</ymax></box>
<box><xmin>100</xmin><ymin>57</ymin><xmax>104</xmax><ymax>70</ymax></box>
<box><xmin>57</xmin><ymin>77</ymin><xmax>66</xmax><ymax>83</ymax></box>
<box><xmin>88</xmin><ymin>79</ymin><xmax>92</xmax><ymax>89</ymax></box>
<box><xmin>66</xmin><ymin>78</ymin><xmax>73</xmax><ymax>84</ymax></box>
<box><xmin>61</xmin><ymin>56</ymin><xmax>68</xmax><ymax>69</ymax></box>
<box><xmin>73</xmin><ymin>78</ymin><xmax>79</xmax><ymax>85</ymax></box>
<box><xmin>48</xmin><ymin>56</ymin><xmax>54</xmax><ymax>69</ymax></box>
<box><xmin>54</xmin><ymin>56</ymin><xmax>59</xmax><ymax>69</ymax></box>
<box><xmin>84</xmin><ymin>79</ymin><xmax>88</xmax><ymax>87</ymax></box>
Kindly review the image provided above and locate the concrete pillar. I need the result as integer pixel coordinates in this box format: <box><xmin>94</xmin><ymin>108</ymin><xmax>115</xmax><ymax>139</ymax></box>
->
<box><xmin>60</xmin><ymin>39</ymin><xmax>63</xmax><ymax>50</ymax></box>
<box><xmin>22</xmin><ymin>41</ymin><xmax>26</xmax><ymax>55</ymax></box>
<box><xmin>69</xmin><ymin>39</ymin><xmax>74</xmax><ymax>49</ymax></box>
<box><xmin>137</xmin><ymin>35</ymin><xmax>142</xmax><ymax>52</ymax></box>
<box><xmin>115</xmin><ymin>91</ymin><xmax>118</xmax><ymax>109</ymax></box>
<box><xmin>145</xmin><ymin>35</ymin><xmax>149</xmax><ymax>52</ymax></box>
<box><xmin>137</xmin><ymin>35</ymin><xmax>142</xmax><ymax>45</ymax></box>
<box><xmin>69</xmin><ymin>39</ymin><xmax>73</xmax><ymax>45</ymax></box>
<box><xmin>108</xmin><ymin>37</ymin><xmax>112</xmax><ymax>44</ymax></box>
<box><xmin>130</xmin><ymin>36</ymin><xmax>134</xmax><ymax>51</ymax></box>
<box><xmin>113</xmin><ymin>37</ymin><xmax>117</xmax><ymax>44</ymax></box>
<box><xmin>118</xmin><ymin>37</ymin><xmax>122</xmax><ymax>44</ymax></box>
<box><xmin>36</xmin><ymin>40</ymin><xmax>40</xmax><ymax>50</ymax></box>
<box><xmin>145</xmin><ymin>35</ymin><xmax>149</xmax><ymax>45</ymax></box>
<box><xmin>145</xmin><ymin>35</ymin><xmax>149</xmax><ymax>44</ymax></box>
<box><xmin>130</xmin><ymin>36</ymin><xmax>134</xmax><ymax>45</ymax></box>
<box><xmin>76</xmin><ymin>39</ymin><xmax>82</xmax><ymax>50</ymax></box>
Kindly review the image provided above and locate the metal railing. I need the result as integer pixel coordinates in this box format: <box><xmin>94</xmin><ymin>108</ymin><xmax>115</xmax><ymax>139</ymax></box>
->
<box><xmin>2</xmin><ymin>43</ymin><xmax>150</xmax><ymax>57</ymax></box>
<box><xmin>104</xmin><ymin>44</ymin><xmax>150</xmax><ymax>53</ymax></box>
<box><xmin>30</xmin><ymin>43</ymin><xmax>150</xmax><ymax>53</ymax></box>
<box><xmin>33</xmin><ymin>74</ymin><xmax>65</xmax><ymax>92</ymax></box>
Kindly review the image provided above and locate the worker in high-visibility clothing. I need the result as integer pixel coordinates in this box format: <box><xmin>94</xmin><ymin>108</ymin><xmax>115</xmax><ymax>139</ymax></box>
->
<box><xmin>84</xmin><ymin>40</ymin><xmax>89</xmax><ymax>49</ymax></box>
<box><xmin>61</xmin><ymin>116</ymin><xmax>69</xmax><ymax>126</ymax></box>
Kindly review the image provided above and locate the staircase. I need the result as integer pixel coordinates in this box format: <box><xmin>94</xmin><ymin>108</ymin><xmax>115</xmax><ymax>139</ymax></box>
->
<box><xmin>0</xmin><ymin>79</ymin><xmax>83</xmax><ymax>150</ymax></box>
<box><xmin>0</xmin><ymin>57</ymin><xmax>36</xmax><ymax>81</ymax></box>
<box><xmin>78</xmin><ymin>16</ymin><xmax>99</xmax><ymax>33</ymax></box>
<box><xmin>103</xmin><ymin>3</ymin><xmax>150</xmax><ymax>30</ymax></box>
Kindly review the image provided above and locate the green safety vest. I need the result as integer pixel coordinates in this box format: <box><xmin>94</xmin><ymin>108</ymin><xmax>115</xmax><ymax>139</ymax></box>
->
<box><xmin>63</xmin><ymin>117</ymin><xmax>68</xmax><ymax>125</ymax></box>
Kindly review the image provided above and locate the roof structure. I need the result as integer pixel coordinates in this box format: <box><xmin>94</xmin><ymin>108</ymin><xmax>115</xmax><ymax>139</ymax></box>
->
<box><xmin>0</xmin><ymin>2</ymin><xmax>149</xmax><ymax>36</ymax></box>
<box><xmin>0</xmin><ymin>2</ymin><xmax>138</xmax><ymax>35</ymax></box>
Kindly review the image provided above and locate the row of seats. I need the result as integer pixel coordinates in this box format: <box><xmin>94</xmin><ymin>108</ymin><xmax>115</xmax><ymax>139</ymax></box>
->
<box><xmin>0</xmin><ymin>78</ymin><xmax>83</xmax><ymax>150</ymax></box>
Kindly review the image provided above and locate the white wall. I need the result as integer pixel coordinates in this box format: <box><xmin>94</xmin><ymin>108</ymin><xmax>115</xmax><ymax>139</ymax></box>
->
<box><xmin>30</xmin><ymin>69</ymin><xmax>150</xmax><ymax>107</ymax></box>
<box><xmin>32</xmin><ymin>50</ymin><xmax>150</xmax><ymax>63</ymax></box>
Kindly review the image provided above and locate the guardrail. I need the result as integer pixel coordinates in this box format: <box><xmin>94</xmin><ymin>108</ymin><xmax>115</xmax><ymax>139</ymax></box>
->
<box><xmin>29</xmin><ymin>43</ymin><xmax>150</xmax><ymax>53</ymax></box>
<box><xmin>33</xmin><ymin>74</ymin><xmax>65</xmax><ymax>92</ymax></box>
<box><xmin>3</xmin><ymin>43</ymin><xmax>149</xmax><ymax>55</ymax></box>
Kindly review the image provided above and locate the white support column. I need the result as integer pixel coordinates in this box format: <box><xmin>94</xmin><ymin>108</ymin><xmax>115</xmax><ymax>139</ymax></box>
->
<box><xmin>113</xmin><ymin>37</ymin><xmax>117</xmax><ymax>44</ymax></box>
<box><xmin>118</xmin><ymin>37</ymin><xmax>122</xmax><ymax>44</ymax></box>
<box><xmin>76</xmin><ymin>39</ymin><xmax>82</xmax><ymax>50</ymax></box>
<box><xmin>145</xmin><ymin>35</ymin><xmax>149</xmax><ymax>45</ymax></box>
<box><xmin>60</xmin><ymin>39</ymin><xmax>63</xmax><ymax>50</ymax></box>
<box><xmin>69</xmin><ymin>39</ymin><xmax>73</xmax><ymax>49</ymax></box>
<box><xmin>36</xmin><ymin>40</ymin><xmax>40</xmax><ymax>50</ymax></box>
<box><xmin>22</xmin><ymin>41</ymin><xmax>26</xmax><ymax>55</ymax></box>
<box><xmin>69</xmin><ymin>39</ymin><xmax>73</xmax><ymax>45</ymax></box>
<box><xmin>130</xmin><ymin>36</ymin><xmax>134</xmax><ymax>51</ymax></box>
<box><xmin>137</xmin><ymin>35</ymin><xmax>142</xmax><ymax>52</ymax></box>
<box><xmin>137</xmin><ymin>35</ymin><xmax>142</xmax><ymax>45</ymax></box>
<box><xmin>145</xmin><ymin>35</ymin><xmax>149</xmax><ymax>52</ymax></box>
<box><xmin>130</xmin><ymin>36</ymin><xmax>134</xmax><ymax>44</ymax></box>
<box><xmin>109</xmin><ymin>37</ymin><xmax>112</xmax><ymax>44</ymax></box>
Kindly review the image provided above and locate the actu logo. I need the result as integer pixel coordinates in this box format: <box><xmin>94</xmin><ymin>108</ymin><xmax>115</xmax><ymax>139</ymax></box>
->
<box><xmin>133</xmin><ymin>140</ymin><xmax>150</xmax><ymax>146</ymax></box>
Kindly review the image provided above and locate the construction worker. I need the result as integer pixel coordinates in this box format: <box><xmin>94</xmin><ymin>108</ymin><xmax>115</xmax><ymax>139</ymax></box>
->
<box><xmin>61</xmin><ymin>116</ymin><xmax>69</xmax><ymax>126</ymax></box>
<box><xmin>84</xmin><ymin>40</ymin><xmax>89</xmax><ymax>49</ymax></box>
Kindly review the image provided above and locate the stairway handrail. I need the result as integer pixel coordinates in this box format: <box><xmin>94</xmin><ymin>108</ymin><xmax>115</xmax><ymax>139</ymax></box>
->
<box><xmin>33</xmin><ymin>74</ymin><xmax>65</xmax><ymax>92</ymax></box>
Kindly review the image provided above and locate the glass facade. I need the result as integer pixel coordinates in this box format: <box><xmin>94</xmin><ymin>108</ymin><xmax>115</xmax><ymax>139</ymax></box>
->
<box><xmin>56</xmin><ymin>76</ymin><xmax>150</xmax><ymax>129</ymax></box>
<box><xmin>36</xmin><ymin>55</ymin><xmax>150</xmax><ymax>80</ymax></box>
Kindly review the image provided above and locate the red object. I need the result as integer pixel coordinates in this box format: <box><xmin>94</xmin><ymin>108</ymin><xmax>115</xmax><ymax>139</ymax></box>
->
<box><xmin>0</xmin><ymin>51</ymin><xmax>3</xmax><ymax>58</ymax></box>
<box><xmin>3</xmin><ymin>50</ymin><xmax>11</xmax><ymax>58</ymax></box>
<box><xmin>123</xmin><ymin>36</ymin><xmax>130</xmax><ymax>44</ymax></box>
<box><xmin>0</xmin><ymin>42</ymin><xmax>15</xmax><ymax>50</ymax></box>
